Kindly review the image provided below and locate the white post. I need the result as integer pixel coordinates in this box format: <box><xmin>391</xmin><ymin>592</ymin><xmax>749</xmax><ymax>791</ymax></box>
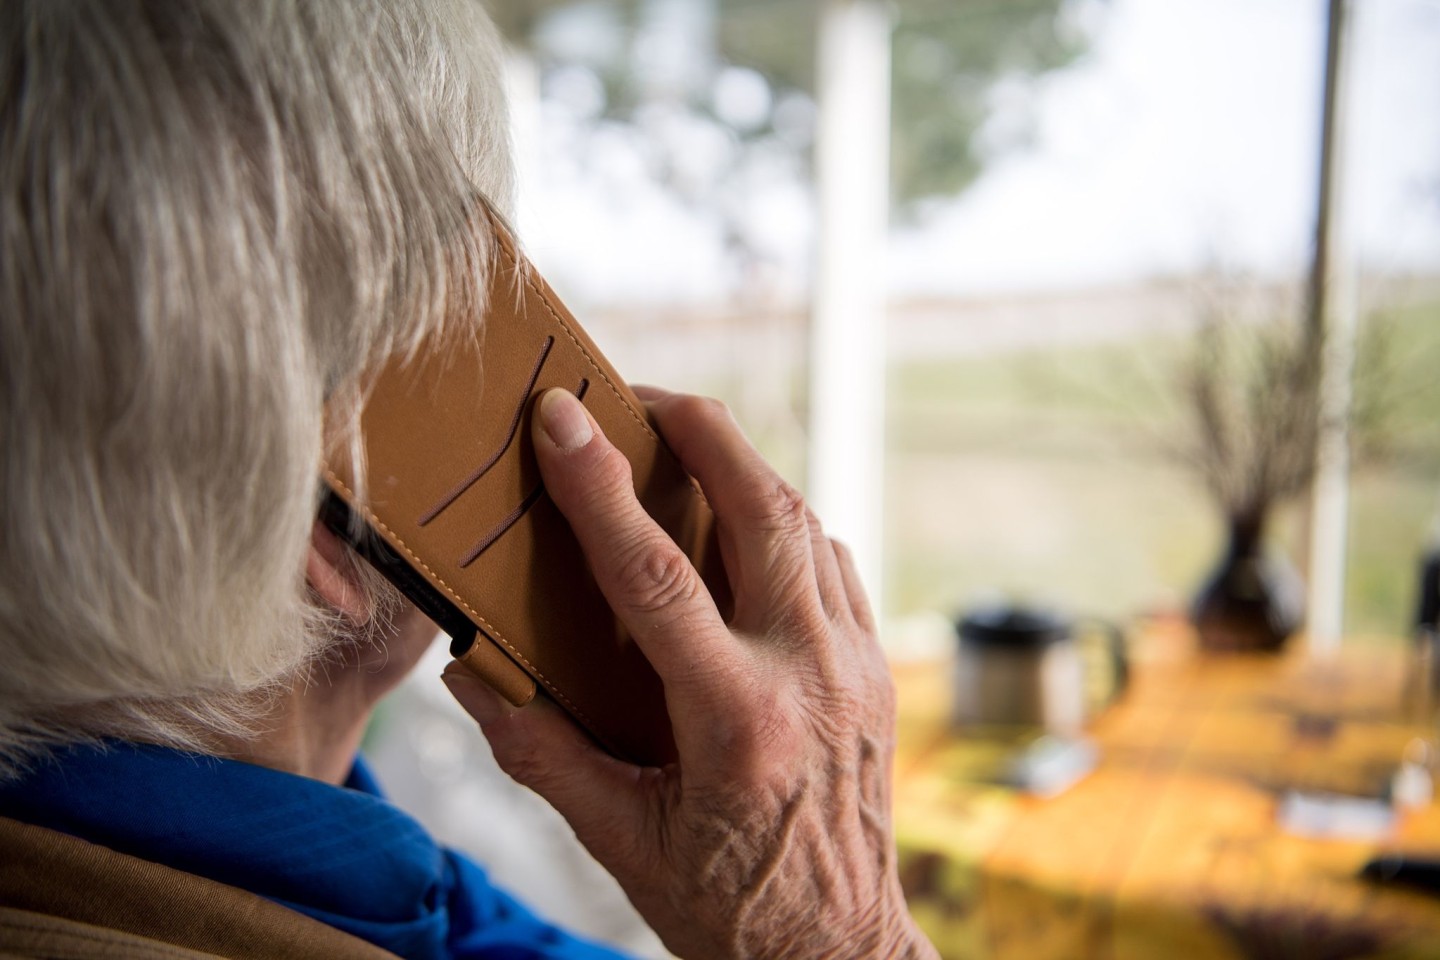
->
<box><xmin>1306</xmin><ymin>0</ymin><xmax>1357</xmax><ymax>657</ymax></box>
<box><xmin>809</xmin><ymin>0</ymin><xmax>892</xmax><ymax>624</ymax></box>
<box><xmin>504</xmin><ymin>45</ymin><xmax>542</xmax><ymax>237</ymax></box>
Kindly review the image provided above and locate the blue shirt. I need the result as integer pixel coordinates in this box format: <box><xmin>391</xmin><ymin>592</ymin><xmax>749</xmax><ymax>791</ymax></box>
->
<box><xmin>0</xmin><ymin>741</ymin><xmax>633</xmax><ymax>960</ymax></box>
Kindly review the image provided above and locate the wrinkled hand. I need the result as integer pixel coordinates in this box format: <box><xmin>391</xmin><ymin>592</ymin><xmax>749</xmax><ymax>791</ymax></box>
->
<box><xmin>442</xmin><ymin>387</ymin><xmax>936</xmax><ymax>960</ymax></box>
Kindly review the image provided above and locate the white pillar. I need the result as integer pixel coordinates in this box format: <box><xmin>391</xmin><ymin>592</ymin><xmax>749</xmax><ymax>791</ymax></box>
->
<box><xmin>809</xmin><ymin>0</ymin><xmax>892</xmax><ymax>624</ymax></box>
<box><xmin>505</xmin><ymin>45</ymin><xmax>541</xmax><ymax>236</ymax></box>
<box><xmin>1306</xmin><ymin>0</ymin><xmax>1357</xmax><ymax>657</ymax></box>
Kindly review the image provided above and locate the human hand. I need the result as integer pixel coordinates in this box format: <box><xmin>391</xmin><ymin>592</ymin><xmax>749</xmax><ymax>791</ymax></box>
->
<box><xmin>443</xmin><ymin>387</ymin><xmax>936</xmax><ymax>960</ymax></box>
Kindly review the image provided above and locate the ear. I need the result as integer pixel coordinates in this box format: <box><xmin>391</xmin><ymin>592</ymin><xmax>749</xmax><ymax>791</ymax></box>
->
<box><xmin>306</xmin><ymin>521</ymin><xmax>372</xmax><ymax>624</ymax></box>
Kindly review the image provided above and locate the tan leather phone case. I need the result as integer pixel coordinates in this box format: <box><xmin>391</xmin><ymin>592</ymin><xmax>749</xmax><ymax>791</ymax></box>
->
<box><xmin>321</xmin><ymin>217</ymin><xmax>723</xmax><ymax>766</ymax></box>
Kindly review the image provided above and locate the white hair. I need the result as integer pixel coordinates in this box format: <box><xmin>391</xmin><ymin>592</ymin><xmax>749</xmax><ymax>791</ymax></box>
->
<box><xmin>0</xmin><ymin>0</ymin><xmax>513</xmax><ymax>774</ymax></box>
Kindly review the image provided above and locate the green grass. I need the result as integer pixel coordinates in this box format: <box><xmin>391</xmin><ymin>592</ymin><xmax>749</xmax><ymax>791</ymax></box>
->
<box><xmin>881</xmin><ymin>297</ymin><xmax>1440</xmax><ymax>641</ymax></box>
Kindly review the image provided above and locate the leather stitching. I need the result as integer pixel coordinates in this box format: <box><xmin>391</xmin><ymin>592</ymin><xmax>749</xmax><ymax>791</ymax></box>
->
<box><xmin>515</xmin><ymin>266</ymin><xmax>659</xmax><ymax>442</ymax></box>
<box><xmin>491</xmin><ymin>220</ymin><xmax>707</xmax><ymax>511</ymax></box>
<box><xmin>321</xmin><ymin>469</ymin><xmax>595</xmax><ymax>728</ymax></box>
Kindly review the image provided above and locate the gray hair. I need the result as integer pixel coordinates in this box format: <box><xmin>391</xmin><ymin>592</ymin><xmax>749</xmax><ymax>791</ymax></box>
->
<box><xmin>0</xmin><ymin>0</ymin><xmax>513</xmax><ymax>774</ymax></box>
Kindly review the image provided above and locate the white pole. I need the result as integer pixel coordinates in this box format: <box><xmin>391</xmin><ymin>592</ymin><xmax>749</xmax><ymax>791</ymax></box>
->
<box><xmin>809</xmin><ymin>0</ymin><xmax>892</xmax><ymax>625</ymax></box>
<box><xmin>1306</xmin><ymin>0</ymin><xmax>1357</xmax><ymax>657</ymax></box>
<box><xmin>504</xmin><ymin>44</ymin><xmax>542</xmax><ymax>237</ymax></box>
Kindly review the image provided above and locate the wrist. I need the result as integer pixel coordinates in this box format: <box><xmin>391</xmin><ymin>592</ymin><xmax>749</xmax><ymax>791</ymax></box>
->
<box><xmin>882</xmin><ymin>918</ymin><xmax>939</xmax><ymax>960</ymax></box>
<box><xmin>811</xmin><ymin>898</ymin><xmax>937</xmax><ymax>960</ymax></box>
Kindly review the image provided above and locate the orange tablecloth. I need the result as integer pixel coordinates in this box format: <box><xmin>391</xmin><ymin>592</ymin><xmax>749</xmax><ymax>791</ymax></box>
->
<box><xmin>893</xmin><ymin>622</ymin><xmax>1440</xmax><ymax>959</ymax></box>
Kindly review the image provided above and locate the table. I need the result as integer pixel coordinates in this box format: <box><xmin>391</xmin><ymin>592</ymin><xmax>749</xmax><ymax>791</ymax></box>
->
<box><xmin>893</xmin><ymin>620</ymin><xmax>1440</xmax><ymax>959</ymax></box>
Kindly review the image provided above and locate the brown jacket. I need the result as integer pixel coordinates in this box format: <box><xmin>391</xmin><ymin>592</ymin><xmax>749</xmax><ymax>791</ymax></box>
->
<box><xmin>0</xmin><ymin>816</ymin><xmax>400</xmax><ymax>959</ymax></box>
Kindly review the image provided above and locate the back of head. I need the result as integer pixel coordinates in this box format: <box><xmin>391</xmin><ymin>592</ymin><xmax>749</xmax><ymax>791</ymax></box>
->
<box><xmin>0</xmin><ymin>0</ymin><xmax>512</xmax><ymax>773</ymax></box>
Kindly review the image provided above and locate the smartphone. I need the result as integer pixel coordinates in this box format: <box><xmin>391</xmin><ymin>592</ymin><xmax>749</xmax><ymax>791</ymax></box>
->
<box><xmin>320</xmin><ymin>215</ymin><xmax>725</xmax><ymax>766</ymax></box>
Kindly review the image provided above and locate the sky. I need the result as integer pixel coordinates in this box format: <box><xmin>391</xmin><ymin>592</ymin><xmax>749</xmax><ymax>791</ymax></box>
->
<box><xmin>891</xmin><ymin>0</ymin><xmax>1440</xmax><ymax>295</ymax></box>
<box><xmin>523</xmin><ymin>0</ymin><xmax>1440</xmax><ymax>302</ymax></box>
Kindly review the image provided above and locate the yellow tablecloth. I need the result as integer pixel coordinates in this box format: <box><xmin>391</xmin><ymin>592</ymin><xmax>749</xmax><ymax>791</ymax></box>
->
<box><xmin>894</xmin><ymin>621</ymin><xmax>1440</xmax><ymax>959</ymax></box>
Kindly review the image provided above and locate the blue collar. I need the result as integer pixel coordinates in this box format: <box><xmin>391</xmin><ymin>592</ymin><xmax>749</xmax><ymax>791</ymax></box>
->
<box><xmin>0</xmin><ymin>741</ymin><xmax>625</xmax><ymax>960</ymax></box>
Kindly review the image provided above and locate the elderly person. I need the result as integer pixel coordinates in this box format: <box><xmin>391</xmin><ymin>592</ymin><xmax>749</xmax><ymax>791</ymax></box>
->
<box><xmin>0</xmin><ymin>2</ymin><xmax>937</xmax><ymax>959</ymax></box>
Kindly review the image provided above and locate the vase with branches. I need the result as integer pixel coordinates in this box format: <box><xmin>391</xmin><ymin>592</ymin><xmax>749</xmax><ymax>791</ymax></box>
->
<box><xmin>1178</xmin><ymin>279</ymin><xmax>1321</xmax><ymax>653</ymax></box>
<box><xmin>1161</xmin><ymin>267</ymin><xmax>1435</xmax><ymax>652</ymax></box>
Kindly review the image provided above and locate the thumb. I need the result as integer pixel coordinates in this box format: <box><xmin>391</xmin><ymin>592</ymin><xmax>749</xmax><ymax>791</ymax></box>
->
<box><xmin>442</xmin><ymin>665</ymin><xmax>649</xmax><ymax>860</ymax></box>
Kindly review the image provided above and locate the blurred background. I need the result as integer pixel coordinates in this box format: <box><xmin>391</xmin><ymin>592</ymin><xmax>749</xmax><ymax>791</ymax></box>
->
<box><xmin>369</xmin><ymin>0</ymin><xmax>1440</xmax><ymax>956</ymax></box>
<box><xmin>501</xmin><ymin>0</ymin><xmax>1440</xmax><ymax>643</ymax></box>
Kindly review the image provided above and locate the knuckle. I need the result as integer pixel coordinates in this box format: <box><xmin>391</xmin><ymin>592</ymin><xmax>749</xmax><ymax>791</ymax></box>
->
<box><xmin>859</xmin><ymin>656</ymin><xmax>898</xmax><ymax>715</ymax></box>
<box><xmin>741</xmin><ymin>476</ymin><xmax>809</xmax><ymax>533</ymax></box>
<box><xmin>672</xmin><ymin>393</ymin><xmax>733</xmax><ymax>428</ymax></box>
<box><xmin>617</xmin><ymin>540</ymin><xmax>699</xmax><ymax>616</ymax></box>
<box><xmin>811</xmin><ymin>641</ymin><xmax>891</xmax><ymax>711</ymax></box>
<box><xmin>804</xmin><ymin>507</ymin><xmax>826</xmax><ymax>541</ymax></box>
<box><xmin>712</xmin><ymin>688</ymin><xmax>800</xmax><ymax>766</ymax></box>
<box><xmin>572</xmin><ymin>444</ymin><xmax>635</xmax><ymax>512</ymax></box>
<box><xmin>493</xmin><ymin>727</ymin><xmax>548</xmax><ymax>785</ymax></box>
<box><xmin>589</xmin><ymin>443</ymin><xmax>636</xmax><ymax>495</ymax></box>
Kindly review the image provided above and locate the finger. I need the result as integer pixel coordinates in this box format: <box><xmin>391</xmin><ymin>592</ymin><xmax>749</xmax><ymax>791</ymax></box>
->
<box><xmin>630</xmin><ymin>384</ymin><xmax>673</xmax><ymax>403</ymax></box>
<box><xmin>630</xmin><ymin>388</ymin><xmax>809</xmax><ymax>628</ymax></box>
<box><xmin>443</xmin><ymin>665</ymin><xmax>649</xmax><ymax>863</ymax></box>
<box><xmin>831</xmin><ymin>538</ymin><xmax>877</xmax><ymax>634</ymax></box>
<box><xmin>530</xmin><ymin>389</ymin><xmax>740</xmax><ymax>709</ymax></box>
<box><xmin>806</xmin><ymin>509</ymin><xmax>850</xmax><ymax>622</ymax></box>
<box><xmin>644</xmin><ymin>394</ymin><xmax>822</xmax><ymax>631</ymax></box>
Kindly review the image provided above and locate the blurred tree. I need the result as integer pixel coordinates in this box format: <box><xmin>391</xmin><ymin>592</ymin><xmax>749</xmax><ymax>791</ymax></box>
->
<box><xmin>722</xmin><ymin>0</ymin><xmax>1092</xmax><ymax>209</ymax></box>
<box><xmin>488</xmin><ymin>0</ymin><xmax>1097</xmax><ymax>214</ymax></box>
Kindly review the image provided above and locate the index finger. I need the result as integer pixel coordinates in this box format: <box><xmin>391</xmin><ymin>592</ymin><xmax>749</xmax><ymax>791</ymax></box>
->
<box><xmin>530</xmin><ymin>388</ymin><xmax>740</xmax><ymax>710</ymax></box>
